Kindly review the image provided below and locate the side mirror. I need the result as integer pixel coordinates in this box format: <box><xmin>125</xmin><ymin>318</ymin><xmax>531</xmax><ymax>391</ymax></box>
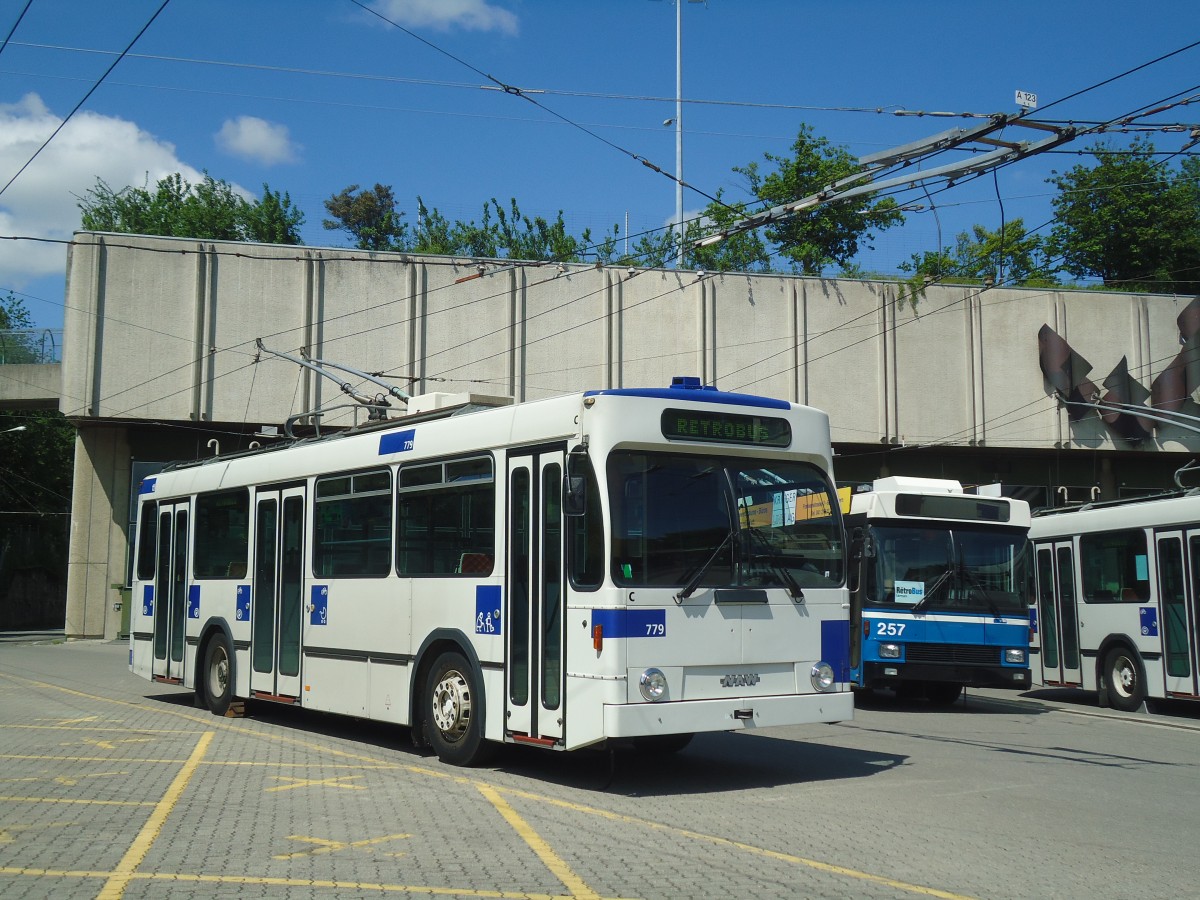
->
<box><xmin>849</xmin><ymin>527</ymin><xmax>875</xmax><ymax>561</ymax></box>
<box><xmin>562</xmin><ymin>474</ymin><xmax>586</xmax><ymax>516</ymax></box>
<box><xmin>562</xmin><ymin>444</ymin><xmax>589</xmax><ymax>517</ymax></box>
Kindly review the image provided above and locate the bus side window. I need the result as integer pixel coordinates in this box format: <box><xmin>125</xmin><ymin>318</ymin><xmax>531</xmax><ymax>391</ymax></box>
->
<box><xmin>136</xmin><ymin>500</ymin><xmax>157</xmax><ymax>581</ymax></box>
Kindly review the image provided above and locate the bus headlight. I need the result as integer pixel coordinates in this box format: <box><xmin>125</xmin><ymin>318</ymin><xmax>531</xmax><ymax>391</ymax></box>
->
<box><xmin>639</xmin><ymin>668</ymin><xmax>668</xmax><ymax>701</ymax></box>
<box><xmin>1005</xmin><ymin>648</ymin><xmax>1027</xmax><ymax>664</ymax></box>
<box><xmin>810</xmin><ymin>662</ymin><xmax>836</xmax><ymax>692</ymax></box>
<box><xmin>879</xmin><ymin>643</ymin><xmax>901</xmax><ymax>659</ymax></box>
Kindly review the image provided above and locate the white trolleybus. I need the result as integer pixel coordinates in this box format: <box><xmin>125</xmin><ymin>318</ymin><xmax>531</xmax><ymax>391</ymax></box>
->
<box><xmin>130</xmin><ymin>376</ymin><xmax>852</xmax><ymax>765</ymax></box>
<box><xmin>844</xmin><ymin>477</ymin><xmax>1033</xmax><ymax>705</ymax></box>
<box><xmin>1029</xmin><ymin>488</ymin><xmax>1200</xmax><ymax>711</ymax></box>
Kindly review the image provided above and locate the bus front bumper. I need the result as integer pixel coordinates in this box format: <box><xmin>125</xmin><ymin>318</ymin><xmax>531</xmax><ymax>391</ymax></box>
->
<box><xmin>603</xmin><ymin>690</ymin><xmax>854</xmax><ymax>738</ymax></box>
<box><xmin>863</xmin><ymin>661</ymin><xmax>1031</xmax><ymax>689</ymax></box>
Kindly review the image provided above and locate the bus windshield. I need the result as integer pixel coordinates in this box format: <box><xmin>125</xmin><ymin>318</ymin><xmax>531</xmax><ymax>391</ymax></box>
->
<box><xmin>608</xmin><ymin>450</ymin><xmax>843</xmax><ymax>589</ymax></box>
<box><xmin>866</xmin><ymin>524</ymin><xmax>1029</xmax><ymax>614</ymax></box>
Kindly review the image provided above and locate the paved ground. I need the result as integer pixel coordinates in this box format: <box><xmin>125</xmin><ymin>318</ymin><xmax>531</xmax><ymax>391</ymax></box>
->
<box><xmin>2</xmin><ymin>639</ymin><xmax>1199</xmax><ymax>899</ymax></box>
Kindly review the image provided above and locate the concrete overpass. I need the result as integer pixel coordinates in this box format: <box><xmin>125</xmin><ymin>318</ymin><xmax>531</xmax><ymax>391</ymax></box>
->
<box><xmin>45</xmin><ymin>231</ymin><xmax>1200</xmax><ymax>639</ymax></box>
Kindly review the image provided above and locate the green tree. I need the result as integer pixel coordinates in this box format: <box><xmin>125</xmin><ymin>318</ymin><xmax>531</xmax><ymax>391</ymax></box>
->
<box><xmin>0</xmin><ymin>291</ymin><xmax>39</xmax><ymax>364</ymax></box>
<box><xmin>687</xmin><ymin>191</ymin><xmax>772</xmax><ymax>274</ymax></box>
<box><xmin>1046</xmin><ymin>139</ymin><xmax>1200</xmax><ymax>293</ymax></box>
<box><xmin>78</xmin><ymin>173</ymin><xmax>304</xmax><ymax>244</ymax></box>
<box><xmin>322</xmin><ymin>183</ymin><xmax>407</xmax><ymax>251</ymax></box>
<box><xmin>733</xmin><ymin>123</ymin><xmax>904</xmax><ymax>275</ymax></box>
<box><xmin>898</xmin><ymin>219</ymin><xmax>1056</xmax><ymax>305</ymax></box>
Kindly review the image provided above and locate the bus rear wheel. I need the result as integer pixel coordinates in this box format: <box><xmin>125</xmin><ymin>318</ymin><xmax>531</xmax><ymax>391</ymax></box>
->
<box><xmin>426</xmin><ymin>651</ymin><xmax>492</xmax><ymax>767</ymax></box>
<box><xmin>1104</xmin><ymin>647</ymin><xmax>1145</xmax><ymax>712</ymax></box>
<box><xmin>203</xmin><ymin>634</ymin><xmax>233</xmax><ymax>716</ymax></box>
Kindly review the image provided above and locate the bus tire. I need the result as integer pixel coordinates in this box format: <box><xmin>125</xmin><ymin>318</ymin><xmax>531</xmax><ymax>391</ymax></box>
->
<box><xmin>925</xmin><ymin>682</ymin><xmax>963</xmax><ymax>707</ymax></box>
<box><xmin>631</xmin><ymin>733</ymin><xmax>693</xmax><ymax>755</ymax></box>
<box><xmin>202</xmin><ymin>633</ymin><xmax>233</xmax><ymax>716</ymax></box>
<box><xmin>1103</xmin><ymin>647</ymin><xmax>1145</xmax><ymax>712</ymax></box>
<box><xmin>426</xmin><ymin>651</ymin><xmax>492</xmax><ymax>767</ymax></box>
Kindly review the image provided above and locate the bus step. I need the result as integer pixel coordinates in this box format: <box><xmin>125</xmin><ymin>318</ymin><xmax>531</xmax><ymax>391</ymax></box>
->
<box><xmin>252</xmin><ymin>691</ymin><xmax>298</xmax><ymax>705</ymax></box>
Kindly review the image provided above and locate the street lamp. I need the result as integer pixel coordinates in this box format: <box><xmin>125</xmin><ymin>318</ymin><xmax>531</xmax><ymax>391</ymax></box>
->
<box><xmin>1</xmin><ymin>425</ymin><xmax>26</xmax><ymax>434</ymax></box>
<box><xmin>656</xmin><ymin>0</ymin><xmax>704</xmax><ymax>269</ymax></box>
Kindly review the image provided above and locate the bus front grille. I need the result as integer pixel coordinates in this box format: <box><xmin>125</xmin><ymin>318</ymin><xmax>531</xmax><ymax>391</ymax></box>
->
<box><xmin>905</xmin><ymin>644</ymin><xmax>1000</xmax><ymax>666</ymax></box>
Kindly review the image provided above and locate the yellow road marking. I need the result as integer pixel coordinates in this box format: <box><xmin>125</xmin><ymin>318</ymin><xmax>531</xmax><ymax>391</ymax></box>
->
<box><xmin>0</xmin><ymin>669</ymin><xmax>976</xmax><ymax>899</ymax></box>
<box><xmin>63</xmin><ymin>737</ymin><xmax>154</xmax><ymax>751</ymax></box>
<box><xmin>273</xmin><ymin>832</ymin><xmax>412</xmax><ymax>859</ymax></box>
<box><xmin>265</xmin><ymin>774</ymin><xmax>364</xmax><ymax>792</ymax></box>
<box><xmin>496</xmin><ymin>786</ymin><xmax>978</xmax><ymax>900</ymax></box>
<box><xmin>0</xmin><ymin>867</ymin><xmax>603</xmax><ymax>898</ymax></box>
<box><xmin>0</xmin><ymin>822</ymin><xmax>74</xmax><ymax>843</ymax></box>
<box><xmin>54</xmin><ymin>771</ymin><xmax>127</xmax><ymax>786</ymax></box>
<box><xmin>476</xmin><ymin>782</ymin><xmax>600</xmax><ymax>900</ymax></box>
<box><xmin>11</xmin><ymin>724</ymin><xmax>193</xmax><ymax>733</ymax></box>
<box><xmin>96</xmin><ymin>730</ymin><xmax>213</xmax><ymax>900</ymax></box>
<box><xmin>0</xmin><ymin>796</ymin><xmax>154</xmax><ymax>807</ymax></box>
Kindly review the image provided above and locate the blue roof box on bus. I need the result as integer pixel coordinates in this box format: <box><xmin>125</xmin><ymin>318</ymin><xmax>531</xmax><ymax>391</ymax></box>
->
<box><xmin>583</xmin><ymin>376</ymin><xmax>790</xmax><ymax>410</ymax></box>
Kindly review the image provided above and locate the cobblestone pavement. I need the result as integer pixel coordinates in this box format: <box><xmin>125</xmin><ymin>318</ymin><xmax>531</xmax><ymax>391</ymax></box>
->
<box><xmin>2</xmin><ymin>639</ymin><xmax>1199</xmax><ymax>899</ymax></box>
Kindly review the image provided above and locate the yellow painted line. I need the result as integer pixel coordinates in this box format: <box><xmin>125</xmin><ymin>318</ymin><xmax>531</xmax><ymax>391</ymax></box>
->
<box><xmin>496</xmin><ymin>787</ymin><xmax>978</xmax><ymax>900</ymax></box>
<box><xmin>273</xmin><ymin>832</ymin><xmax>412</xmax><ymax>859</ymax></box>
<box><xmin>0</xmin><ymin>796</ymin><xmax>154</xmax><ymax>807</ymax></box>
<box><xmin>265</xmin><ymin>774</ymin><xmax>364</xmax><ymax>792</ymax></box>
<box><xmin>0</xmin><ymin>755</ymin><xmax>190</xmax><ymax>763</ymax></box>
<box><xmin>9</xmin><ymin>725</ymin><xmax>197</xmax><ymax>733</ymax></box>
<box><xmin>0</xmin><ymin>867</ymin><xmax>604</xmax><ymax>898</ymax></box>
<box><xmin>0</xmin><ymin>669</ymin><xmax>968</xmax><ymax>899</ymax></box>
<box><xmin>476</xmin><ymin>782</ymin><xmax>601</xmax><ymax>900</ymax></box>
<box><xmin>0</xmin><ymin>755</ymin><xmax>399</xmax><ymax>768</ymax></box>
<box><xmin>96</xmin><ymin>730</ymin><xmax>213</xmax><ymax>900</ymax></box>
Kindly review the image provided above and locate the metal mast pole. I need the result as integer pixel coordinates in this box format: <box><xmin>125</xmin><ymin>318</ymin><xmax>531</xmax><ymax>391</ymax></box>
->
<box><xmin>675</xmin><ymin>0</ymin><xmax>684</xmax><ymax>268</ymax></box>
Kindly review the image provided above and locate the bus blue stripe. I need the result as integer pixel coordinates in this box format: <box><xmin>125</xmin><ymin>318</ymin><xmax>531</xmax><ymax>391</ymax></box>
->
<box><xmin>821</xmin><ymin>619</ymin><xmax>851</xmax><ymax>683</ymax></box>
<box><xmin>591</xmin><ymin>608</ymin><xmax>666</xmax><ymax>638</ymax></box>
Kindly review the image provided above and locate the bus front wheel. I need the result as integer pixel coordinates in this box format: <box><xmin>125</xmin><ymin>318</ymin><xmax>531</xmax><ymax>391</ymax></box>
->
<box><xmin>203</xmin><ymin>634</ymin><xmax>233</xmax><ymax>716</ymax></box>
<box><xmin>1104</xmin><ymin>647</ymin><xmax>1145</xmax><ymax>712</ymax></box>
<box><xmin>426</xmin><ymin>651</ymin><xmax>492</xmax><ymax>767</ymax></box>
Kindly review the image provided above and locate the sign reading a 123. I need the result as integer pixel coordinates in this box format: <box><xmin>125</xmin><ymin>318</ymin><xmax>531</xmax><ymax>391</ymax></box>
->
<box><xmin>1015</xmin><ymin>89</ymin><xmax>1037</xmax><ymax>109</ymax></box>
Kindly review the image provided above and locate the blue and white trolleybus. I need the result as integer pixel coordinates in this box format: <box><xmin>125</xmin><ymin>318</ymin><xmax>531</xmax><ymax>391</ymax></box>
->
<box><xmin>845</xmin><ymin>477</ymin><xmax>1033</xmax><ymax>704</ymax></box>
<box><xmin>130</xmin><ymin>377</ymin><xmax>852</xmax><ymax>764</ymax></box>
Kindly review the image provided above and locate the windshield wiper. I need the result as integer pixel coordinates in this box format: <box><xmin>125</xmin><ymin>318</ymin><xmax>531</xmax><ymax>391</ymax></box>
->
<box><xmin>674</xmin><ymin>530</ymin><xmax>735</xmax><ymax>604</ymax></box>
<box><xmin>910</xmin><ymin>566</ymin><xmax>954</xmax><ymax>614</ymax></box>
<box><xmin>957</xmin><ymin>553</ymin><xmax>1002</xmax><ymax>616</ymax></box>
<box><xmin>742</xmin><ymin>523</ymin><xmax>805</xmax><ymax>602</ymax></box>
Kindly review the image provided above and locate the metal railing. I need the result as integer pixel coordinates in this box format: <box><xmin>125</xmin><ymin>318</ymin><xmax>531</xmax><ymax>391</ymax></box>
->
<box><xmin>0</xmin><ymin>329</ymin><xmax>61</xmax><ymax>364</ymax></box>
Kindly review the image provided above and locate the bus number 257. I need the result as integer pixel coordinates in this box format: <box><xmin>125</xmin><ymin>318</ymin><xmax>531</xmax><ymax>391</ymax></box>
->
<box><xmin>875</xmin><ymin>622</ymin><xmax>905</xmax><ymax>637</ymax></box>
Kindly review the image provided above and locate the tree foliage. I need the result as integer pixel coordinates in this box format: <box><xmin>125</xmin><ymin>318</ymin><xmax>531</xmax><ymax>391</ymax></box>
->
<box><xmin>898</xmin><ymin>219</ymin><xmax>1056</xmax><ymax>305</ymax></box>
<box><xmin>0</xmin><ymin>291</ymin><xmax>42</xmax><ymax>364</ymax></box>
<box><xmin>78</xmin><ymin>173</ymin><xmax>305</xmax><ymax>244</ymax></box>
<box><xmin>1046</xmin><ymin>140</ymin><xmax>1200</xmax><ymax>293</ymax></box>
<box><xmin>729</xmin><ymin>123</ymin><xmax>904</xmax><ymax>275</ymax></box>
<box><xmin>322</xmin><ymin>187</ymin><xmax>618</xmax><ymax>263</ymax></box>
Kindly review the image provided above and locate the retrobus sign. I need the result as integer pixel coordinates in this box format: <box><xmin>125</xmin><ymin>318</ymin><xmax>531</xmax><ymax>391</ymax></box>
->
<box><xmin>660</xmin><ymin>408</ymin><xmax>791</xmax><ymax>447</ymax></box>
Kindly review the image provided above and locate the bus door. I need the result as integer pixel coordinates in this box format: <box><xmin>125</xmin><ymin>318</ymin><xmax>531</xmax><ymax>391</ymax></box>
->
<box><xmin>250</xmin><ymin>486</ymin><xmax>306</xmax><ymax>699</ymax></box>
<box><xmin>152</xmin><ymin>501</ymin><xmax>190</xmax><ymax>682</ymax></box>
<box><xmin>1159</xmin><ymin>531</ymin><xmax>1198</xmax><ymax>696</ymax></box>
<box><xmin>505</xmin><ymin>447</ymin><xmax>566</xmax><ymax>746</ymax></box>
<box><xmin>1034</xmin><ymin>541</ymin><xmax>1082</xmax><ymax>686</ymax></box>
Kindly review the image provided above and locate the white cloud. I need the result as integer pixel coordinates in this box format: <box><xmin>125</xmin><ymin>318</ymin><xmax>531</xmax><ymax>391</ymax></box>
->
<box><xmin>0</xmin><ymin>93</ymin><xmax>213</xmax><ymax>289</ymax></box>
<box><xmin>216</xmin><ymin>116</ymin><xmax>299</xmax><ymax>165</ymax></box>
<box><xmin>370</xmin><ymin>0</ymin><xmax>518</xmax><ymax>35</ymax></box>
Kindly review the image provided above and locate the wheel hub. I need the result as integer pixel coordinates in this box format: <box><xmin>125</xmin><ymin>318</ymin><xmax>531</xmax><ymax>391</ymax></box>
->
<box><xmin>431</xmin><ymin>670</ymin><xmax>471</xmax><ymax>741</ymax></box>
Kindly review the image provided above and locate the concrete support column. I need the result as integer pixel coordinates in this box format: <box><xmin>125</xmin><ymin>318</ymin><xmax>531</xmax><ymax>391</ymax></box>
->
<box><xmin>65</xmin><ymin>425</ymin><xmax>130</xmax><ymax>640</ymax></box>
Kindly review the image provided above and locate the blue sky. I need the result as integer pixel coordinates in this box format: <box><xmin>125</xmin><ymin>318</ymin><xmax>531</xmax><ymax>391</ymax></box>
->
<box><xmin>1</xmin><ymin>0</ymin><xmax>1198</xmax><ymax>331</ymax></box>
